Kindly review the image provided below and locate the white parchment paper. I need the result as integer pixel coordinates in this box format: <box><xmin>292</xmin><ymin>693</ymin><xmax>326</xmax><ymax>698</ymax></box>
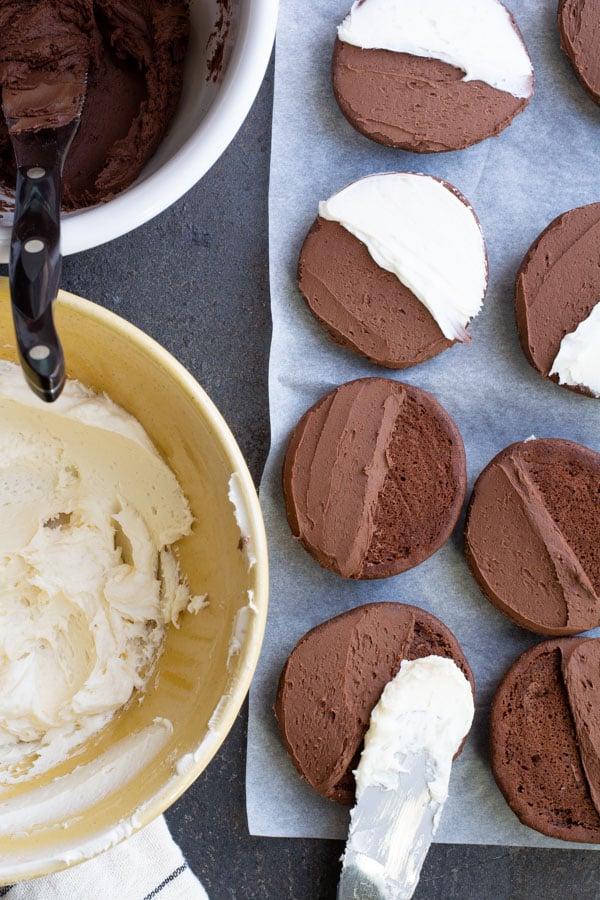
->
<box><xmin>246</xmin><ymin>0</ymin><xmax>600</xmax><ymax>847</ymax></box>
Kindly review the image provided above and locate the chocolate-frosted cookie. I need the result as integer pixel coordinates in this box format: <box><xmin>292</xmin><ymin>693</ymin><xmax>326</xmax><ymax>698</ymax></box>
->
<box><xmin>332</xmin><ymin>0</ymin><xmax>533</xmax><ymax>152</ymax></box>
<box><xmin>275</xmin><ymin>602</ymin><xmax>474</xmax><ymax>804</ymax></box>
<box><xmin>558</xmin><ymin>0</ymin><xmax>600</xmax><ymax>106</ymax></box>
<box><xmin>491</xmin><ymin>637</ymin><xmax>600</xmax><ymax>843</ymax></box>
<box><xmin>283</xmin><ymin>378</ymin><xmax>466</xmax><ymax>579</ymax></box>
<box><xmin>298</xmin><ymin>173</ymin><xmax>488</xmax><ymax>369</ymax></box>
<box><xmin>515</xmin><ymin>203</ymin><xmax>600</xmax><ymax>398</ymax></box>
<box><xmin>465</xmin><ymin>438</ymin><xmax>600</xmax><ymax>636</ymax></box>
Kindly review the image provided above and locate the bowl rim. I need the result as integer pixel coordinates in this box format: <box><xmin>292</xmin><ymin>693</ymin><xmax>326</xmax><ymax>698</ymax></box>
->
<box><xmin>0</xmin><ymin>284</ymin><xmax>269</xmax><ymax>883</ymax></box>
<box><xmin>0</xmin><ymin>0</ymin><xmax>279</xmax><ymax>262</ymax></box>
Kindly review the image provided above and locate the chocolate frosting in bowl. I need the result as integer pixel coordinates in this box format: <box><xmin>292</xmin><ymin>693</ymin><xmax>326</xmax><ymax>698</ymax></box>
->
<box><xmin>0</xmin><ymin>0</ymin><xmax>189</xmax><ymax>210</ymax></box>
<box><xmin>0</xmin><ymin>1</ymin><xmax>93</xmax><ymax>131</ymax></box>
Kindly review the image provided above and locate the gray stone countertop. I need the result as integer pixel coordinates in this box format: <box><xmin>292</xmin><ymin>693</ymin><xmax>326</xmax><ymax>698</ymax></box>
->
<box><xmin>12</xmin><ymin>58</ymin><xmax>600</xmax><ymax>899</ymax></box>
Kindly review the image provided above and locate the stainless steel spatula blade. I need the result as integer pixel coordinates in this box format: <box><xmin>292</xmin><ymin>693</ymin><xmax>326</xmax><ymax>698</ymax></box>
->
<box><xmin>337</xmin><ymin>753</ymin><xmax>440</xmax><ymax>900</ymax></box>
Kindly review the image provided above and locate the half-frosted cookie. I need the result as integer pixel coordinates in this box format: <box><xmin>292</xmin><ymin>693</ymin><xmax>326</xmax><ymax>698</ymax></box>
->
<box><xmin>515</xmin><ymin>202</ymin><xmax>600</xmax><ymax>398</ymax></box>
<box><xmin>465</xmin><ymin>438</ymin><xmax>600</xmax><ymax>636</ymax></box>
<box><xmin>275</xmin><ymin>602</ymin><xmax>474</xmax><ymax>805</ymax></box>
<box><xmin>491</xmin><ymin>637</ymin><xmax>600</xmax><ymax>843</ymax></box>
<box><xmin>283</xmin><ymin>377</ymin><xmax>466</xmax><ymax>579</ymax></box>
<box><xmin>558</xmin><ymin>0</ymin><xmax>600</xmax><ymax>106</ymax></box>
<box><xmin>298</xmin><ymin>173</ymin><xmax>488</xmax><ymax>368</ymax></box>
<box><xmin>332</xmin><ymin>0</ymin><xmax>533</xmax><ymax>152</ymax></box>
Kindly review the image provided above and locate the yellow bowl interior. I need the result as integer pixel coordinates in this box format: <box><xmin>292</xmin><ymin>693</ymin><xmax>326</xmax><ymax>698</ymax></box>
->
<box><xmin>0</xmin><ymin>279</ymin><xmax>268</xmax><ymax>883</ymax></box>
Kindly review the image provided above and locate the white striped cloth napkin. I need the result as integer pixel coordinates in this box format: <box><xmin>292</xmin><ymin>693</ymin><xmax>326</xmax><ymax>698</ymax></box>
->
<box><xmin>0</xmin><ymin>816</ymin><xmax>208</xmax><ymax>900</ymax></box>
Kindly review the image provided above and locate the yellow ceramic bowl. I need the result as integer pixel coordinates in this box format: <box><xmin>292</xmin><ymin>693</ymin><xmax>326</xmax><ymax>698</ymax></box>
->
<box><xmin>0</xmin><ymin>278</ymin><xmax>268</xmax><ymax>884</ymax></box>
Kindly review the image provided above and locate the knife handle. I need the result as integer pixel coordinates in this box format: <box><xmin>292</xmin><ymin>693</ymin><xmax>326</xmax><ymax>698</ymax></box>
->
<box><xmin>9</xmin><ymin>160</ymin><xmax>65</xmax><ymax>402</ymax></box>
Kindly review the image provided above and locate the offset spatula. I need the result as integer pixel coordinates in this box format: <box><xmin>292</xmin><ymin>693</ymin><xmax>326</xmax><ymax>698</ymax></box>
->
<box><xmin>2</xmin><ymin>74</ymin><xmax>86</xmax><ymax>402</ymax></box>
<box><xmin>337</xmin><ymin>657</ymin><xmax>475</xmax><ymax>900</ymax></box>
<box><xmin>337</xmin><ymin>753</ymin><xmax>439</xmax><ymax>900</ymax></box>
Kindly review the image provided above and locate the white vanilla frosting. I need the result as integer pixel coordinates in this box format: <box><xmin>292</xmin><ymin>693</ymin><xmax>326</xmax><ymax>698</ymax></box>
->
<box><xmin>0</xmin><ymin>361</ymin><xmax>201</xmax><ymax>784</ymax></box>
<box><xmin>342</xmin><ymin>656</ymin><xmax>474</xmax><ymax>898</ymax></box>
<box><xmin>549</xmin><ymin>301</ymin><xmax>600</xmax><ymax>397</ymax></box>
<box><xmin>355</xmin><ymin>655</ymin><xmax>474</xmax><ymax>808</ymax></box>
<box><xmin>338</xmin><ymin>0</ymin><xmax>533</xmax><ymax>99</ymax></box>
<box><xmin>319</xmin><ymin>173</ymin><xmax>487</xmax><ymax>341</ymax></box>
<box><xmin>0</xmin><ymin>719</ymin><xmax>172</xmax><ymax>836</ymax></box>
<box><xmin>228</xmin><ymin>472</ymin><xmax>257</xmax><ymax>569</ymax></box>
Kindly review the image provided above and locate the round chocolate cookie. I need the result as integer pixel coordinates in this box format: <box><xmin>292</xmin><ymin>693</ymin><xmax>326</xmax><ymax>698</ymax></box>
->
<box><xmin>491</xmin><ymin>637</ymin><xmax>600</xmax><ymax>843</ymax></box>
<box><xmin>332</xmin><ymin>0</ymin><xmax>533</xmax><ymax>152</ymax></box>
<box><xmin>283</xmin><ymin>378</ymin><xmax>467</xmax><ymax>579</ymax></box>
<box><xmin>515</xmin><ymin>203</ymin><xmax>600</xmax><ymax>398</ymax></box>
<box><xmin>275</xmin><ymin>602</ymin><xmax>474</xmax><ymax>805</ymax></box>
<box><xmin>558</xmin><ymin>0</ymin><xmax>600</xmax><ymax>106</ymax></box>
<box><xmin>298</xmin><ymin>174</ymin><xmax>488</xmax><ymax>369</ymax></box>
<box><xmin>465</xmin><ymin>438</ymin><xmax>600</xmax><ymax>636</ymax></box>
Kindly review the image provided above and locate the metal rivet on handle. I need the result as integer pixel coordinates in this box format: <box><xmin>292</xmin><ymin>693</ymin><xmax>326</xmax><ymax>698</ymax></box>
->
<box><xmin>29</xmin><ymin>345</ymin><xmax>50</xmax><ymax>361</ymax></box>
<box><xmin>24</xmin><ymin>239</ymin><xmax>44</xmax><ymax>254</ymax></box>
<box><xmin>27</xmin><ymin>167</ymin><xmax>46</xmax><ymax>179</ymax></box>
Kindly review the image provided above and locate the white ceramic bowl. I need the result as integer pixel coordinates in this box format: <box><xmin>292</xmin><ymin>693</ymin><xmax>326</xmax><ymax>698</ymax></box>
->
<box><xmin>0</xmin><ymin>0</ymin><xmax>278</xmax><ymax>262</ymax></box>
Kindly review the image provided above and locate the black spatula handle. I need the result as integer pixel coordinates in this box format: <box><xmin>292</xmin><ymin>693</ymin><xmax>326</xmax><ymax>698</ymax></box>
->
<box><xmin>9</xmin><ymin>158</ymin><xmax>65</xmax><ymax>402</ymax></box>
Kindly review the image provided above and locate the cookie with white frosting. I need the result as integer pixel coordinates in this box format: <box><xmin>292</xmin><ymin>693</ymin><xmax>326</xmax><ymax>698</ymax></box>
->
<box><xmin>332</xmin><ymin>0</ymin><xmax>534</xmax><ymax>152</ymax></box>
<box><xmin>283</xmin><ymin>377</ymin><xmax>466</xmax><ymax>579</ymax></box>
<box><xmin>465</xmin><ymin>438</ymin><xmax>600</xmax><ymax>636</ymax></box>
<box><xmin>515</xmin><ymin>202</ymin><xmax>600</xmax><ymax>398</ymax></box>
<box><xmin>298</xmin><ymin>173</ymin><xmax>488</xmax><ymax>368</ymax></box>
<box><xmin>559</xmin><ymin>0</ymin><xmax>600</xmax><ymax>106</ymax></box>
<box><xmin>275</xmin><ymin>602</ymin><xmax>474</xmax><ymax>805</ymax></box>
